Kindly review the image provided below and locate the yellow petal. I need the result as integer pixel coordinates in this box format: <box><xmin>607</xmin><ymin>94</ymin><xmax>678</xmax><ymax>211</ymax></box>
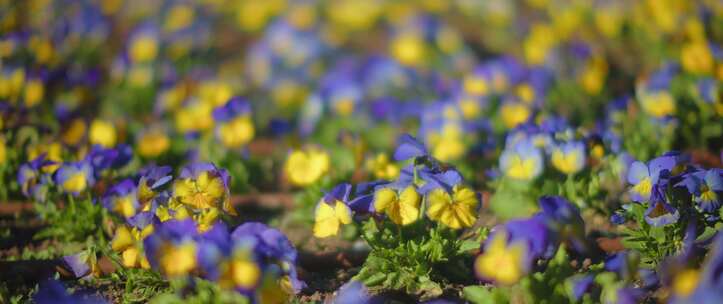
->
<box><xmin>373</xmin><ymin>188</ymin><xmax>397</xmax><ymax>212</ymax></box>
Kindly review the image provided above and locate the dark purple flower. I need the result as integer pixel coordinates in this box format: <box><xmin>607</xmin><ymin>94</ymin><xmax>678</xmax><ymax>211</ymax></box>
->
<box><xmin>33</xmin><ymin>279</ymin><xmax>106</xmax><ymax>304</ymax></box>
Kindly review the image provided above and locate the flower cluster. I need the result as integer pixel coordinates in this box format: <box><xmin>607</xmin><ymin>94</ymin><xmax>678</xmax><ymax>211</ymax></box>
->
<box><xmin>313</xmin><ymin>134</ymin><xmax>480</xmax><ymax>238</ymax></box>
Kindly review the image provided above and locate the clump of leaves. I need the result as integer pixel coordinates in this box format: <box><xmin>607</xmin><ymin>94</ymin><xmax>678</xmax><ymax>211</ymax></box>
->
<box><xmin>149</xmin><ymin>278</ymin><xmax>249</xmax><ymax>304</ymax></box>
<box><xmin>33</xmin><ymin>195</ymin><xmax>110</xmax><ymax>243</ymax></box>
<box><xmin>354</xmin><ymin>219</ymin><xmax>483</xmax><ymax>300</ymax></box>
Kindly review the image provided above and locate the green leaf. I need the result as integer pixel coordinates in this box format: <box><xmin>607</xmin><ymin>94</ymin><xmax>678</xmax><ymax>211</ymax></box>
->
<box><xmin>457</xmin><ymin>239</ymin><xmax>482</xmax><ymax>254</ymax></box>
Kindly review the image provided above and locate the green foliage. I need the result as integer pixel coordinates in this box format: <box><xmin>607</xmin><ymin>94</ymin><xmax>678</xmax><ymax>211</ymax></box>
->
<box><xmin>149</xmin><ymin>278</ymin><xmax>250</xmax><ymax>304</ymax></box>
<box><xmin>489</xmin><ymin>178</ymin><xmax>538</xmax><ymax>220</ymax></box>
<box><xmin>354</xmin><ymin>219</ymin><xmax>482</xmax><ymax>301</ymax></box>
<box><xmin>33</xmin><ymin>195</ymin><xmax>110</xmax><ymax>244</ymax></box>
<box><xmin>619</xmin><ymin>203</ymin><xmax>684</xmax><ymax>267</ymax></box>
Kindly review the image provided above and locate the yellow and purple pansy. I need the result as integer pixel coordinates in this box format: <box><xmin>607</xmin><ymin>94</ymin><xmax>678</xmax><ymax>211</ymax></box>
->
<box><xmin>212</xmin><ymin>97</ymin><xmax>255</xmax><ymax>149</ymax></box>
<box><xmin>54</xmin><ymin>161</ymin><xmax>94</xmax><ymax>196</ymax></box>
<box><xmin>313</xmin><ymin>183</ymin><xmax>354</xmax><ymax>238</ymax></box>
<box><xmin>627</xmin><ymin>155</ymin><xmax>677</xmax><ymax>202</ymax></box>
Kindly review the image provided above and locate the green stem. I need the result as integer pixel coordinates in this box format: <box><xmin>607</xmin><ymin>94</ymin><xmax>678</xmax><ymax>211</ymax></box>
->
<box><xmin>67</xmin><ymin>194</ymin><xmax>76</xmax><ymax>214</ymax></box>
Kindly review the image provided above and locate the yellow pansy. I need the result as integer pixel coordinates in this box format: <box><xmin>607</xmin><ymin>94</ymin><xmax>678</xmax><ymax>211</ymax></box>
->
<box><xmin>137</xmin><ymin>130</ymin><xmax>170</xmax><ymax>158</ymax></box>
<box><xmin>23</xmin><ymin>78</ymin><xmax>44</xmax><ymax>107</ymax></box>
<box><xmin>173</xmin><ymin>172</ymin><xmax>226</xmax><ymax>210</ymax></box>
<box><xmin>89</xmin><ymin>119</ymin><xmax>117</xmax><ymax>147</ymax></box>
<box><xmin>313</xmin><ymin>200</ymin><xmax>352</xmax><ymax>238</ymax></box>
<box><xmin>159</xmin><ymin>241</ymin><xmax>197</xmax><ymax>277</ymax></box>
<box><xmin>474</xmin><ymin>231</ymin><xmax>527</xmax><ymax>285</ymax></box>
<box><xmin>373</xmin><ymin>186</ymin><xmax>421</xmax><ymax>226</ymax></box>
<box><xmin>391</xmin><ymin>33</ymin><xmax>426</xmax><ymax>67</ymax></box>
<box><xmin>681</xmin><ymin>42</ymin><xmax>713</xmax><ymax>75</ymax></box>
<box><xmin>218</xmin><ymin>115</ymin><xmax>255</xmax><ymax>148</ymax></box>
<box><xmin>218</xmin><ymin>250</ymin><xmax>261</xmax><ymax>290</ymax></box>
<box><xmin>129</xmin><ymin>34</ymin><xmax>158</xmax><ymax>63</ymax></box>
<box><xmin>285</xmin><ymin>147</ymin><xmax>330</xmax><ymax>187</ymax></box>
<box><xmin>426</xmin><ymin>185</ymin><xmax>479</xmax><ymax>229</ymax></box>
<box><xmin>365</xmin><ymin>153</ymin><xmax>400</xmax><ymax>180</ymax></box>
<box><xmin>500</xmin><ymin>102</ymin><xmax>531</xmax><ymax>129</ymax></box>
<box><xmin>62</xmin><ymin>118</ymin><xmax>87</xmax><ymax>146</ymax></box>
<box><xmin>672</xmin><ymin>269</ymin><xmax>700</xmax><ymax>298</ymax></box>
<box><xmin>639</xmin><ymin>91</ymin><xmax>676</xmax><ymax>118</ymax></box>
<box><xmin>164</xmin><ymin>4</ymin><xmax>195</xmax><ymax>32</ymax></box>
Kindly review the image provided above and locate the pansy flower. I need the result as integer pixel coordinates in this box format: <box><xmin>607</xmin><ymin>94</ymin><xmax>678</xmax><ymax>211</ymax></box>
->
<box><xmin>284</xmin><ymin>146</ymin><xmax>330</xmax><ymax>187</ymax></box>
<box><xmin>172</xmin><ymin>162</ymin><xmax>235</xmax><ymax>216</ymax></box>
<box><xmin>678</xmin><ymin>169</ymin><xmax>722</xmax><ymax>212</ymax></box>
<box><xmin>313</xmin><ymin>183</ymin><xmax>354</xmax><ymax>238</ymax></box>
<box><xmin>627</xmin><ymin>155</ymin><xmax>676</xmax><ymax>202</ymax></box>
<box><xmin>212</xmin><ymin>97</ymin><xmax>255</xmax><ymax>149</ymax></box>
<box><xmin>644</xmin><ymin>179</ymin><xmax>680</xmax><ymax>226</ymax></box>
<box><xmin>101</xmin><ymin>179</ymin><xmax>139</xmax><ymax>218</ymax></box>
<box><xmin>217</xmin><ymin>242</ymin><xmax>262</xmax><ymax>293</ymax></box>
<box><xmin>88</xmin><ymin>119</ymin><xmax>117</xmax><ymax>148</ymax></box>
<box><xmin>365</xmin><ymin>153</ymin><xmax>400</xmax><ymax>180</ymax></box>
<box><xmin>137</xmin><ymin>165</ymin><xmax>173</xmax><ymax>207</ymax></box>
<box><xmin>144</xmin><ymin>219</ymin><xmax>199</xmax><ymax>277</ymax></box>
<box><xmin>372</xmin><ymin>184</ymin><xmax>421</xmax><ymax>226</ymax></box>
<box><xmin>85</xmin><ymin>144</ymin><xmax>132</xmax><ymax>176</ymax></box>
<box><xmin>499</xmin><ymin>139</ymin><xmax>544</xmax><ymax>181</ymax></box>
<box><xmin>17</xmin><ymin>155</ymin><xmax>54</xmax><ymax>201</ymax></box>
<box><xmin>474</xmin><ymin>230</ymin><xmax>528</xmax><ymax>285</ymax></box>
<box><xmin>111</xmin><ymin>214</ymin><xmax>155</xmax><ymax>269</ymax></box>
<box><xmin>425</xmin><ymin>175</ymin><xmax>479</xmax><ymax>229</ymax></box>
<box><xmin>136</xmin><ymin>127</ymin><xmax>171</xmax><ymax>158</ymax></box>
<box><xmin>231</xmin><ymin>222</ymin><xmax>305</xmax><ymax>293</ymax></box>
<box><xmin>550</xmin><ymin>141</ymin><xmax>585</xmax><ymax>175</ymax></box>
<box><xmin>55</xmin><ymin>161</ymin><xmax>94</xmax><ymax>196</ymax></box>
<box><xmin>127</xmin><ymin>24</ymin><xmax>159</xmax><ymax>64</ymax></box>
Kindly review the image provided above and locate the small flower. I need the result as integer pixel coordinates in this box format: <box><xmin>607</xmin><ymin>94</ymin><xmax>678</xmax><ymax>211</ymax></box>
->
<box><xmin>550</xmin><ymin>141</ymin><xmax>585</xmax><ymax>175</ymax></box>
<box><xmin>284</xmin><ymin>146</ymin><xmax>330</xmax><ymax>187</ymax></box>
<box><xmin>644</xmin><ymin>182</ymin><xmax>680</xmax><ymax>227</ymax></box>
<box><xmin>213</xmin><ymin>97</ymin><xmax>255</xmax><ymax>149</ymax></box>
<box><xmin>17</xmin><ymin>155</ymin><xmax>54</xmax><ymax>200</ymax></box>
<box><xmin>474</xmin><ymin>230</ymin><xmax>527</xmax><ymax>285</ymax></box>
<box><xmin>425</xmin><ymin>184</ymin><xmax>479</xmax><ymax>229</ymax></box>
<box><xmin>89</xmin><ymin>119</ymin><xmax>117</xmax><ymax>148</ymax></box>
<box><xmin>373</xmin><ymin>185</ymin><xmax>421</xmax><ymax>226</ymax></box>
<box><xmin>499</xmin><ymin>101</ymin><xmax>532</xmax><ymax>129</ymax></box>
<box><xmin>55</xmin><ymin>161</ymin><xmax>94</xmax><ymax>196</ymax></box>
<box><xmin>680</xmin><ymin>41</ymin><xmax>713</xmax><ymax>75</ymax></box>
<box><xmin>627</xmin><ymin>156</ymin><xmax>676</xmax><ymax>202</ymax></box>
<box><xmin>678</xmin><ymin>169</ymin><xmax>722</xmax><ymax>213</ymax></box>
<box><xmin>144</xmin><ymin>219</ymin><xmax>199</xmax><ymax>277</ymax></box>
<box><xmin>136</xmin><ymin>129</ymin><xmax>170</xmax><ymax>158</ymax></box>
<box><xmin>172</xmin><ymin>163</ymin><xmax>235</xmax><ymax>215</ymax></box>
<box><xmin>102</xmin><ymin>179</ymin><xmax>139</xmax><ymax>218</ymax></box>
<box><xmin>313</xmin><ymin>184</ymin><xmax>353</xmax><ymax>238</ymax></box>
<box><xmin>365</xmin><ymin>153</ymin><xmax>400</xmax><ymax>180</ymax></box>
<box><xmin>137</xmin><ymin>165</ymin><xmax>173</xmax><ymax>207</ymax></box>
<box><xmin>499</xmin><ymin>139</ymin><xmax>544</xmax><ymax>181</ymax></box>
<box><xmin>111</xmin><ymin>222</ymin><xmax>153</xmax><ymax>269</ymax></box>
<box><xmin>217</xmin><ymin>246</ymin><xmax>262</xmax><ymax>291</ymax></box>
